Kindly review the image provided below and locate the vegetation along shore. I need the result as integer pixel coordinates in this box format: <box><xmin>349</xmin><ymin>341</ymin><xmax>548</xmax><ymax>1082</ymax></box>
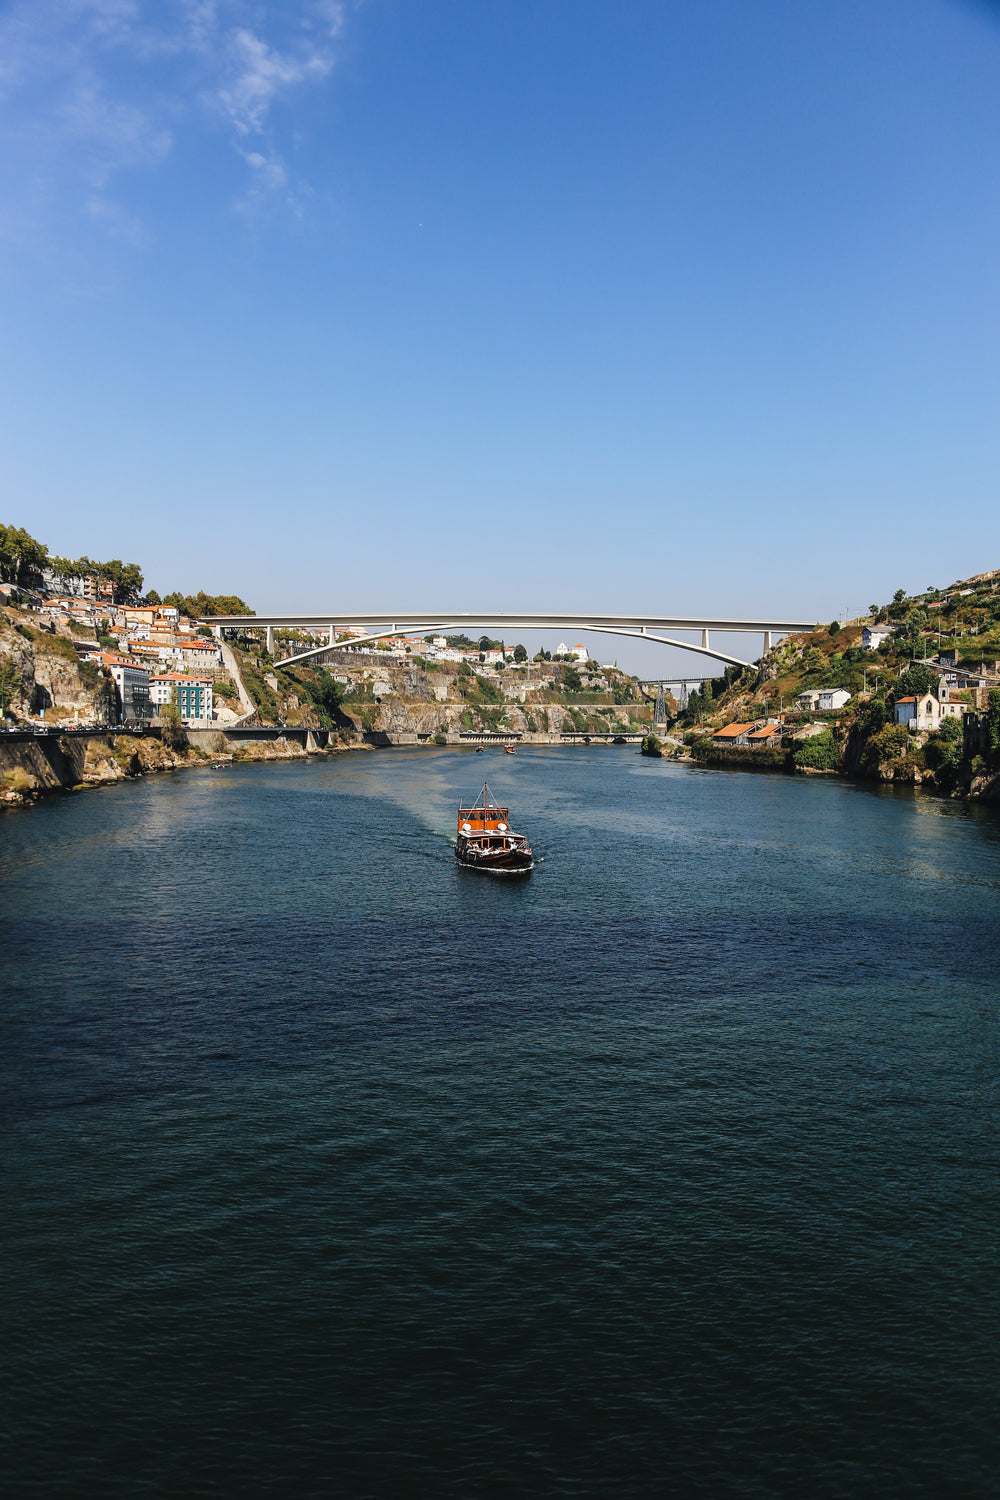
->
<box><xmin>2</xmin><ymin>521</ymin><xmax>998</xmax><ymax>808</ymax></box>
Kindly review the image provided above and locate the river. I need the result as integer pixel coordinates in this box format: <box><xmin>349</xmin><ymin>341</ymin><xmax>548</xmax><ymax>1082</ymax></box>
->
<box><xmin>3</xmin><ymin>748</ymin><xmax>999</xmax><ymax>1497</ymax></box>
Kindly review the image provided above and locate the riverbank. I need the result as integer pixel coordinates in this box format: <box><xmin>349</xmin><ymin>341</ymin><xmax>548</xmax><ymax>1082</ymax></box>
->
<box><xmin>6</xmin><ymin>720</ymin><xmax>1000</xmax><ymax>815</ymax></box>
<box><xmin>685</xmin><ymin>740</ymin><xmax>1000</xmax><ymax>802</ymax></box>
<box><xmin>0</xmin><ymin>729</ymin><xmax>369</xmax><ymax>810</ymax></box>
<box><xmin>1</xmin><ymin>721</ymin><xmax>671</xmax><ymax>812</ymax></box>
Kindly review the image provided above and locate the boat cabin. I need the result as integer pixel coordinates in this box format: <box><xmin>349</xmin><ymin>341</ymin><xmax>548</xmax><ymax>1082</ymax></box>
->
<box><xmin>457</xmin><ymin>804</ymin><xmax>510</xmax><ymax>836</ymax></box>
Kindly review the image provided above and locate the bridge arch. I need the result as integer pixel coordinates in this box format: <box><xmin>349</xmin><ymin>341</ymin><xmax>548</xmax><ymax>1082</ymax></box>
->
<box><xmin>207</xmin><ymin>611</ymin><xmax>812</xmax><ymax>672</ymax></box>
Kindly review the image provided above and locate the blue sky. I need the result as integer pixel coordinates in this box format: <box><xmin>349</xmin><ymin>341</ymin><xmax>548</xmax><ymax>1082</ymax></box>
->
<box><xmin>1</xmin><ymin>0</ymin><xmax>998</xmax><ymax>671</ymax></box>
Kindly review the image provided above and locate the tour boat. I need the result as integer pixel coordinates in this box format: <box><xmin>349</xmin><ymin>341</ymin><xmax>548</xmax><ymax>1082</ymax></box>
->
<box><xmin>455</xmin><ymin>782</ymin><xmax>534</xmax><ymax>874</ymax></box>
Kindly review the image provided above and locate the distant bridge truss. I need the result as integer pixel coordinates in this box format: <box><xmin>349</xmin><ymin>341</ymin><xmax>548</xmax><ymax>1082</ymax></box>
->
<box><xmin>208</xmin><ymin>612</ymin><xmax>814</xmax><ymax>671</ymax></box>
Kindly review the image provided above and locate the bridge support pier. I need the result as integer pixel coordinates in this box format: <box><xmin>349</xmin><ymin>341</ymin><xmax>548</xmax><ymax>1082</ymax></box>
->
<box><xmin>763</xmin><ymin>630</ymin><xmax>772</xmax><ymax>653</ymax></box>
<box><xmin>266</xmin><ymin>626</ymin><xmax>274</xmax><ymax>655</ymax></box>
<box><xmin>702</xmin><ymin>629</ymin><xmax>710</xmax><ymax>651</ymax></box>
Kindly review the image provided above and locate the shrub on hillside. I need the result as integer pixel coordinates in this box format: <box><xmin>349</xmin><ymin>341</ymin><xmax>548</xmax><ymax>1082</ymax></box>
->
<box><xmin>861</xmin><ymin>723</ymin><xmax>909</xmax><ymax>772</ymax></box>
<box><xmin>924</xmin><ymin>717</ymin><xmax>964</xmax><ymax>773</ymax></box>
<box><xmin>41</xmin><ymin>633</ymin><xmax>80</xmax><ymax>662</ymax></box>
<box><xmin>793</xmin><ymin>730</ymin><xmax>840</xmax><ymax>771</ymax></box>
<box><xmin>855</xmin><ymin>697</ymin><xmax>889</xmax><ymax>736</ymax></box>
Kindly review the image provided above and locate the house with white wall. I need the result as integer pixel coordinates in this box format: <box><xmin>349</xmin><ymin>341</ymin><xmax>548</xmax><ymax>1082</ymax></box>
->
<box><xmin>895</xmin><ymin>694</ymin><xmax>939</xmax><ymax>730</ymax></box>
<box><xmin>796</xmin><ymin>687</ymin><xmax>851</xmax><ymax>711</ymax></box>
<box><xmin>150</xmin><ymin>673</ymin><xmax>214</xmax><ymax>724</ymax></box>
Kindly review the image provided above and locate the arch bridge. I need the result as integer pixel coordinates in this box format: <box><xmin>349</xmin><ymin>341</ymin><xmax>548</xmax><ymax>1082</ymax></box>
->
<box><xmin>207</xmin><ymin>612</ymin><xmax>813</xmax><ymax>671</ymax></box>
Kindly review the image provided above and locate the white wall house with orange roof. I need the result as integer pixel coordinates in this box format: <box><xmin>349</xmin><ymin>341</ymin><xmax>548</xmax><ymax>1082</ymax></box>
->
<box><xmin>150</xmin><ymin>673</ymin><xmax>214</xmax><ymax>724</ymax></box>
<box><xmin>894</xmin><ymin>693</ymin><xmax>940</xmax><ymax>731</ymax></box>
<box><xmin>894</xmin><ymin>689</ymin><xmax>964</xmax><ymax>732</ymax></box>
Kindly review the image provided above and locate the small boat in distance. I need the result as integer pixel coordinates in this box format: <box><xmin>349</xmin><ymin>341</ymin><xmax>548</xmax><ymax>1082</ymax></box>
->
<box><xmin>504</xmin><ymin>744</ymin><xmax>516</xmax><ymax>754</ymax></box>
<box><xmin>455</xmin><ymin>782</ymin><xmax>534</xmax><ymax>874</ymax></box>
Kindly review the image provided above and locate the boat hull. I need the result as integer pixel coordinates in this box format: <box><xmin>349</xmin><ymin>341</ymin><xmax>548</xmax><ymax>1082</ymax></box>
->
<box><xmin>455</xmin><ymin>845</ymin><xmax>533</xmax><ymax>875</ymax></box>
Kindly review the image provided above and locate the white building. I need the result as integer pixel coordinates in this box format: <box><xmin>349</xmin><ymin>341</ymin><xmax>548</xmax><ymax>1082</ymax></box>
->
<box><xmin>862</xmin><ymin>624</ymin><xmax>894</xmax><ymax>650</ymax></box>
<box><xmin>796</xmin><ymin>687</ymin><xmax>851</xmax><ymax>712</ymax></box>
<box><xmin>894</xmin><ymin>683</ymin><xmax>965</xmax><ymax>731</ymax></box>
<box><xmin>150</xmin><ymin>673</ymin><xmax>214</xmax><ymax>724</ymax></box>
<box><xmin>894</xmin><ymin>693</ymin><xmax>939</xmax><ymax>731</ymax></box>
<box><xmin>817</xmin><ymin>688</ymin><xmax>851</xmax><ymax>711</ymax></box>
<box><xmin>179</xmin><ymin>638</ymin><xmax>222</xmax><ymax>668</ymax></box>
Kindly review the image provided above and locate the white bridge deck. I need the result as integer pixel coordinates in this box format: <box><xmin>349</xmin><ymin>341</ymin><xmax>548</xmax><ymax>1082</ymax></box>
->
<box><xmin>208</xmin><ymin>611</ymin><xmax>815</xmax><ymax>669</ymax></box>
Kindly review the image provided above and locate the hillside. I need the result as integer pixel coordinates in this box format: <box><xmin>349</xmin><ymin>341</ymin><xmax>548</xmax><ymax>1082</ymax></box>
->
<box><xmin>227</xmin><ymin>640</ymin><xmax>653</xmax><ymax>741</ymax></box>
<box><xmin>667</xmin><ymin>570</ymin><xmax>1000</xmax><ymax>798</ymax></box>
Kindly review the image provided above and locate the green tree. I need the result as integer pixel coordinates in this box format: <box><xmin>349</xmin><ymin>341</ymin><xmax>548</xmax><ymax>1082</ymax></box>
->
<box><xmin>48</xmin><ymin>555</ymin><xmax>81</xmax><ymax>592</ymax></box>
<box><xmin>513</xmin><ymin>643</ymin><xmax>527</xmax><ymax>663</ymax></box>
<box><xmin>985</xmin><ymin>688</ymin><xmax>1000</xmax><ymax>770</ymax></box>
<box><xmin>118</xmin><ymin>562</ymin><xmax>144</xmax><ymax>601</ymax></box>
<box><xmin>855</xmin><ymin>697</ymin><xmax>889</xmax><ymax>737</ymax></box>
<box><xmin>159</xmin><ymin>590</ymin><xmax>253</xmax><ymax>619</ymax></box>
<box><xmin>925</xmin><ymin>717</ymin><xmax>964</xmax><ymax>773</ymax></box>
<box><xmin>160</xmin><ymin>698</ymin><xmax>187</xmax><ymax>749</ymax></box>
<box><xmin>310</xmin><ymin>669</ymin><xmax>343</xmax><ymax>723</ymax></box>
<box><xmin>794</xmin><ymin>730</ymin><xmax>840</xmax><ymax>770</ymax></box>
<box><xmin>889</xmin><ymin>664</ymin><xmax>939</xmax><ymax>705</ymax></box>
<box><xmin>0</xmin><ymin>655</ymin><xmax>19</xmax><ymax>715</ymax></box>
<box><xmin>861</xmin><ymin>723</ymin><xmax>908</xmax><ymax>772</ymax></box>
<box><xmin>145</xmin><ymin>590</ymin><xmax>162</xmax><ymax>605</ymax></box>
<box><xmin>93</xmin><ymin>672</ymin><xmax>118</xmax><ymax>725</ymax></box>
<box><xmin>563</xmin><ymin>666</ymin><xmax>583</xmax><ymax>694</ymax></box>
<box><xmin>0</xmin><ymin>523</ymin><xmax>48</xmax><ymax>586</ymax></box>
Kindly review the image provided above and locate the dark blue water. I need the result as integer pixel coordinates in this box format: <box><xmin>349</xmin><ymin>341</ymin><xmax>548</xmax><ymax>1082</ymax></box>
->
<box><xmin>3</xmin><ymin>749</ymin><xmax>999</xmax><ymax>1498</ymax></box>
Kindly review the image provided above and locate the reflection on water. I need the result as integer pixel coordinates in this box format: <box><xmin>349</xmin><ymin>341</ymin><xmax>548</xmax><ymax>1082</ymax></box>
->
<box><xmin>3</xmin><ymin>748</ymin><xmax>999</xmax><ymax>1498</ymax></box>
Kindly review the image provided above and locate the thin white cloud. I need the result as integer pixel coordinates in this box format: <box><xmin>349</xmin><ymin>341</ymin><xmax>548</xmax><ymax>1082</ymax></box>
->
<box><xmin>219</xmin><ymin>26</ymin><xmax>332</xmax><ymax>137</ymax></box>
<box><xmin>0</xmin><ymin>0</ymin><xmax>347</xmax><ymax>240</ymax></box>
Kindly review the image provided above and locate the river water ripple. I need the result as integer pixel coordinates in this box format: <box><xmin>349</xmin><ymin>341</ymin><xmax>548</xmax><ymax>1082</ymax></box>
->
<box><xmin>2</xmin><ymin>749</ymin><xmax>999</xmax><ymax>1497</ymax></box>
